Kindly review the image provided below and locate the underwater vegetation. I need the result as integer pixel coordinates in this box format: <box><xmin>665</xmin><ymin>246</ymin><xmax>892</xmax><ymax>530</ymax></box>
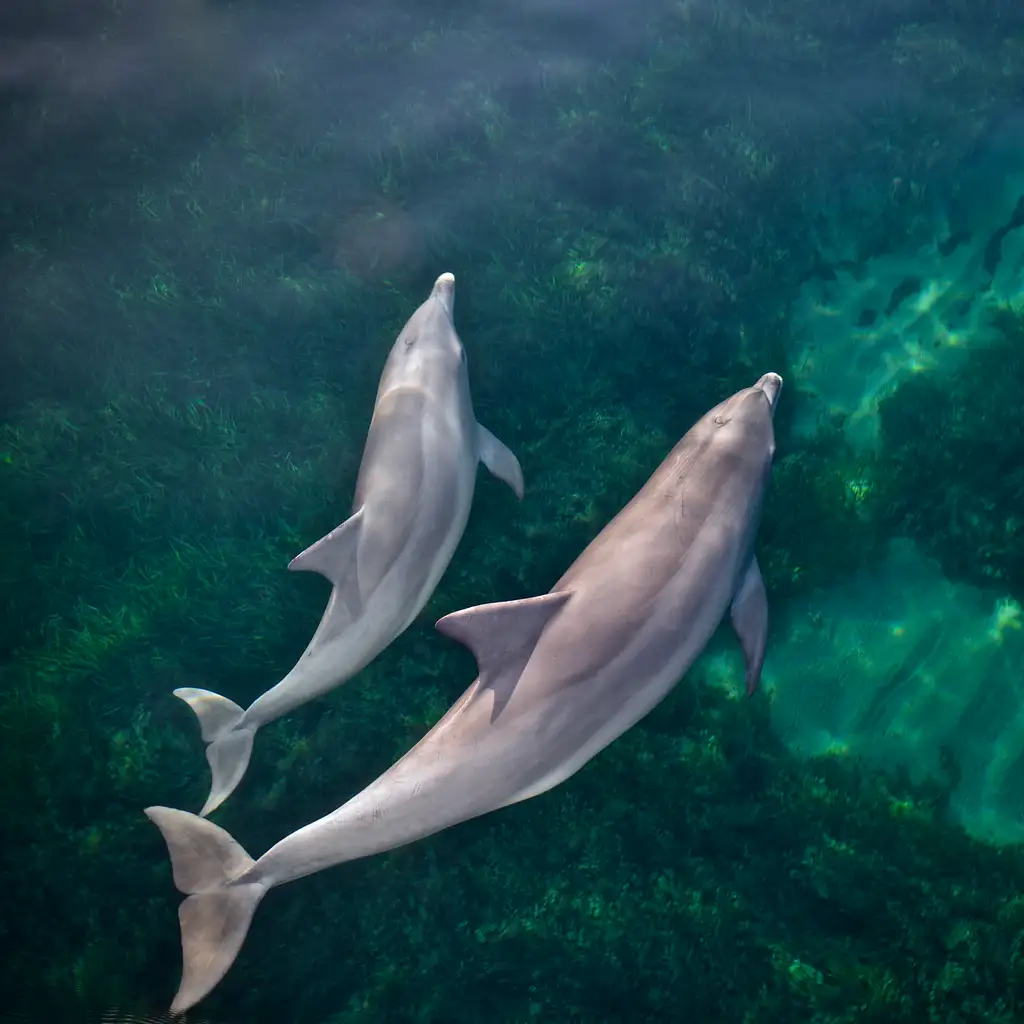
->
<box><xmin>879</xmin><ymin>309</ymin><xmax>1024</xmax><ymax>596</ymax></box>
<box><xmin>2</xmin><ymin>0</ymin><xmax>1024</xmax><ymax>1021</ymax></box>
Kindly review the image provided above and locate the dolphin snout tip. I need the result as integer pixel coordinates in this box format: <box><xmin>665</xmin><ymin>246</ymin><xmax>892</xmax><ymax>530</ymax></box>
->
<box><xmin>432</xmin><ymin>272</ymin><xmax>455</xmax><ymax>316</ymax></box>
<box><xmin>755</xmin><ymin>372</ymin><xmax>783</xmax><ymax>412</ymax></box>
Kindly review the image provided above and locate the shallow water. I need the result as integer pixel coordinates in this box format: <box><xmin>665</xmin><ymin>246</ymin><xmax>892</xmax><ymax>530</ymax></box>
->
<box><xmin>3</xmin><ymin>2</ymin><xmax>1024</xmax><ymax>1021</ymax></box>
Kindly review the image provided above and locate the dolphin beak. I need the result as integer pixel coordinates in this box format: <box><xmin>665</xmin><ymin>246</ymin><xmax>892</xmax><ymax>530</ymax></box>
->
<box><xmin>432</xmin><ymin>272</ymin><xmax>456</xmax><ymax>320</ymax></box>
<box><xmin>755</xmin><ymin>372</ymin><xmax>783</xmax><ymax>414</ymax></box>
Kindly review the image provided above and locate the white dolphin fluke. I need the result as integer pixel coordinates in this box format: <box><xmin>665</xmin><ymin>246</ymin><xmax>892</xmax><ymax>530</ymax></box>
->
<box><xmin>175</xmin><ymin>272</ymin><xmax>524</xmax><ymax>817</ymax></box>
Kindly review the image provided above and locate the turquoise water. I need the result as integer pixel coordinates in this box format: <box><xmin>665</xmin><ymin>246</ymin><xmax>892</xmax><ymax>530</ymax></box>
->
<box><xmin>3</xmin><ymin>2</ymin><xmax>1024</xmax><ymax>1021</ymax></box>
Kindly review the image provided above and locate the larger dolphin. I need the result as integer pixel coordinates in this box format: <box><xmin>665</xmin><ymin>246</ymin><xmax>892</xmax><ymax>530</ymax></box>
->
<box><xmin>174</xmin><ymin>272</ymin><xmax>524</xmax><ymax>817</ymax></box>
<box><xmin>145</xmin><ymin>372</ymin><xmax>782</xmax><ymax>1013</ymax></box>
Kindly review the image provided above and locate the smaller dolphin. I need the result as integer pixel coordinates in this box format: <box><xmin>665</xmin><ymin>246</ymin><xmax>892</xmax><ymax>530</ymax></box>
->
<box><xmin>145</xmin><ymin>373</ymin><xmax>781</xmax><ymax>1013</ymax></box>
<box><xmin>174</xmin><ymin>272</ymin><xmax>524</xmax><ymax>817</ymax></box>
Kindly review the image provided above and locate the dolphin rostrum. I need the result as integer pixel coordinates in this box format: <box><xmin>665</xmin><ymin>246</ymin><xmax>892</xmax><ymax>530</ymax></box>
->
<box><xmin>174</xmin><ymin>272</ymin><xmax>524</xmax><ymax>817</ymax></box>
<box><xmin>145</xmin><ymin>372</ymin><xmax>781</xmax><ymax>1013</ymax></box>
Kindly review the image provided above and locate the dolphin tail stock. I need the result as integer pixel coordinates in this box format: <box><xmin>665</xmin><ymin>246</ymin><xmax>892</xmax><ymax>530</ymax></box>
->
<box><xmin>173</xmin><ymin>687</ymin><xmax>256</xmax><ymax>817</ymax></box>
<box><xmin>145</xmin><ymin>806</ymin><xmax>267</xmax><ymax>1015</ymax></box>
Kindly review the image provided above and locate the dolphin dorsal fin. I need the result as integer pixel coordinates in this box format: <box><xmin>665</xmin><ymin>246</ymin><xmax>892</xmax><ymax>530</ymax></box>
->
<box><xmin>287</xmin><ymin>507</ymin><xmax>364</xmax><ymax>589</ymax></box>
<box><xmin>436</xmin><ymin>590</ymin><xmax>573</xmax><ymax>717</ymax></box>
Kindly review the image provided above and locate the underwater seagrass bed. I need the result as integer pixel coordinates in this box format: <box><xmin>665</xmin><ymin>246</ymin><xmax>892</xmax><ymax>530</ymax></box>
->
<box><xmin>4</xmin><ymin>1</ymin><xmax>1024</xmax><ymax>1021</ymax></box>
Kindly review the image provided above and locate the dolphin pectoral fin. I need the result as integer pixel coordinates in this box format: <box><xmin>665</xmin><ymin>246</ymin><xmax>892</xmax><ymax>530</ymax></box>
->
<box><xmin>288</xmin><ymin>507</ymin><xmax>364</xmax><ymax>589</ymax></box>
<box><xmin>730</xmin><ymin>557</ymin><xmax>768</xmax><ymax>696</ymax></box>
<box><xmin>477</xmin><ymin>424</ymin><xmax>525</xmax><ymax>499</ymax></box>
<box><xmin>436</xmin><ymin>590</ymin><xmax>572</xmax><ymax>718</ymax></box>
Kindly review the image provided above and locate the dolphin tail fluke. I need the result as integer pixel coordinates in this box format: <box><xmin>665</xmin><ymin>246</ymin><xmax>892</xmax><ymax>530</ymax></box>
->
<box><xmin>173</xmin><ymin>687</ymin><xmax>256</xmax><ymax>817</ymax></box>
<box><xmin>144</xmin><ymin>806</ymin><xmax>267</xmax><ymax>1014</ymax></box>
